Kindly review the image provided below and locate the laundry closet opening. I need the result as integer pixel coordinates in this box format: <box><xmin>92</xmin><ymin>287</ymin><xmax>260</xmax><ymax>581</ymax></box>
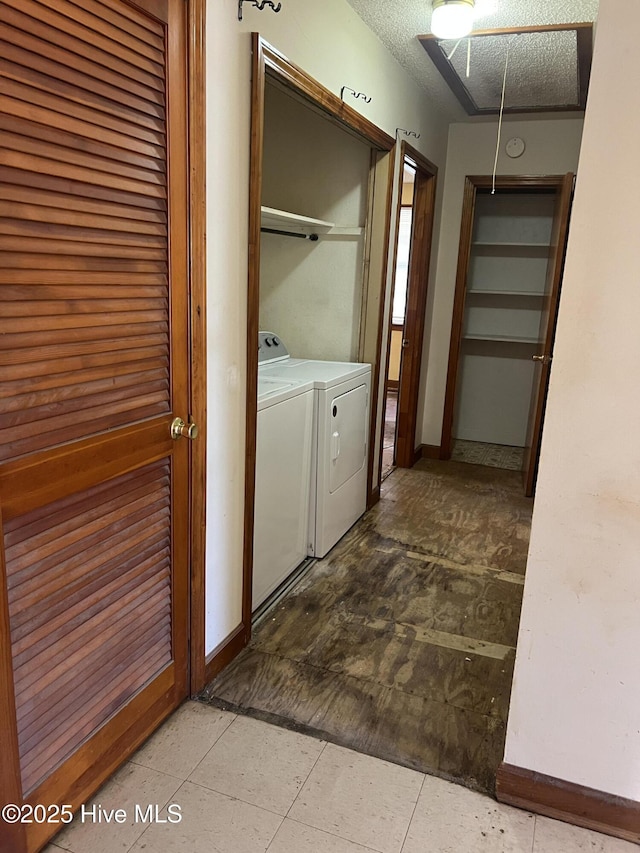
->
<box><xmin>237</xmin><ymin>37</ymin><xmax>395</xmax><ymax>631</ymax></box>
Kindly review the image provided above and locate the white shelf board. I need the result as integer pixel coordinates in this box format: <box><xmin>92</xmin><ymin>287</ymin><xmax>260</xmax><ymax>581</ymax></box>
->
<box><xmin>467</xmin><ymin>289</ymin><xmax>545</xmax><ymax>297</ymax></box>
<box><xmin>472</xmin><ymin>241</ymin><xmax>550</xmax><ymax>248</ymax></box>
<box><xmin>261</xmin><ymin>205</ymin><xmax>334</xmax><ymax>234</ymax></box>
<box><xmin>463</xmin><ymin>333</ymin><xmax>539</xmax><ymax>344</ymax></box>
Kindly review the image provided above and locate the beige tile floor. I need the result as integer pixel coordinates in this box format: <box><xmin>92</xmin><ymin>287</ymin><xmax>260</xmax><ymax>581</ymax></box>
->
<box><xmin>45</xmin><ymin>701</ymin><xmax>636</xmax><ymax>853</ymax></box>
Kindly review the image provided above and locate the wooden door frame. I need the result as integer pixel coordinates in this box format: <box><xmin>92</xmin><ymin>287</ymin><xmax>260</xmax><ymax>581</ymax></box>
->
<box><xmin>203</xmin><ymin>35</ymin><xmax>395</xmax><ymax>681</ymax></box>
<box><xmin>380</xmin><ymin>143</ymin><xmax>438</xmax><ymax>474</ymax></box>
<box><xmin>186</xmin><ymin>0</ymin><xmax>209</xmax><ymax>695</ymax></box>
<box><xmin>440</xmin><ymin>174</ymin><xmax>568</xmax><ymax>460</ymax></box>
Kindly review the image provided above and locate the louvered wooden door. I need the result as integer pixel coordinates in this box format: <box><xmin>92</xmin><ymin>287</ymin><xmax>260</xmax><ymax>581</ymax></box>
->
<box><xmin>0</xmin><ymin>1</ymin><xmax>190</xmax><ymax>850</ymax></box>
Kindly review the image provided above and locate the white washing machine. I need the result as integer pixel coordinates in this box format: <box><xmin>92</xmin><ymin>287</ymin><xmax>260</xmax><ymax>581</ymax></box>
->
<box><xmin>254</xmin><ymin>371</ymin><xmax>314</xmax><ymax>610</ymax></box>
<box><xmin>259</xmin><ymin>332</ymin><xmax>371</xmax><ymax>558</ymax></box>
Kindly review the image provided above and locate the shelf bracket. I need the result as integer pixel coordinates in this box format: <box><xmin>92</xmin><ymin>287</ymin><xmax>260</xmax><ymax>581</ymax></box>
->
<box><xmin>238</xmin><ymin>0</ymin><xmax>282</xmax><ymax>22</ymax></box>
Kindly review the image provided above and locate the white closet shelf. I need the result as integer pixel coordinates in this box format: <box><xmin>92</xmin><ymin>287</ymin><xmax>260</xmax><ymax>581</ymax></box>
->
<box><xmin>260</xmin><ymin>206</ymin><xmax>363</xmax><ymax>236</ymax></box>
<box><xmin>463</xmin><ymin>333</ymin><xmax>539</xmax><ymax>344</ymax></box>
<box><xmin>467</xmin><ymin>289</ymin><xmax>545</xmax><ymax>297</ymax></box>
<box><xmin>471</xmin><ymin>241</ymin><xmax>550</xmax><ymax>248</ymax></box>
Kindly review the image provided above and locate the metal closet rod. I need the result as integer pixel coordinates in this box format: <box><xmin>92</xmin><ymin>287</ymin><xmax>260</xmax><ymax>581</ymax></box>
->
<box><xmin>261</xmin><ymin>227</ymin><xmax>319</xmax><ymax>241</ymax></box>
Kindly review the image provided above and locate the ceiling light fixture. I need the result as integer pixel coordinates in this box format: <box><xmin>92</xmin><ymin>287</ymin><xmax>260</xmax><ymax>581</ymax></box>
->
<box><xmin>431</xmin><ymin>0</ymin><xmax>475</xmax><ymax>40</ymax></box>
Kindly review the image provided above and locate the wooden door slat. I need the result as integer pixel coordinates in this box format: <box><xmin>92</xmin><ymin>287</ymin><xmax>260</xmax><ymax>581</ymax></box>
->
<box><xmin>0</xmin><ymin>297</ymin><xmax>166</xmax><ymax>317</ymax></box>
<box><xmin>0</xmin><ymin>309</ymin><xmax>167</xmax><ymax>334</ymax></box>
<box><xmin>20</xmin><ymin>643</ymin><xmax>171</xmax><ymax>793</ymax></box>
<box><xmin>0</xmin><ymin>168</ymin><xmax>167</xmax><ymax>211</ymax></box>
<box><xmin>7</xmin><ymin>486</ymin><xmax>168</xmax><ymax>570</ymax></box>
<box><xmin>0</xmin><ymin>148</ymin><xmax>166</xmax><ymax>199</ymax></box>
<box><xmin>88</xmin><ymin>0</ymin><xmax>166</xmax><ymax>36</ymax></box>
<box><xmin>0</xmin><ymin>202</ymin><xmax>167</xmax><ymax>237</ymax></box>
<box><xmin>0</xmin><ymin>43</ymin><xmax>165</xmax><ymax>120</ymax></box>
<box><xmin>12</xmin><ymin>556</ymin><xmax>169</xmax><ymax>664</ymax></box>
<box><xmin>0</xmin><ymin>402</ymin><xmax>170</xmax><ymax>463</ymax></box>
<box><xmin>19</xmin><ymin>614</ymin><xmax>171</xmax><ymax>745</ymax></box>
<box><xmin>33</xmin><ymin>0</ymin><xmax>166</xmax><ymax>65</ymax></box>
<box><xmin>0</xmin><ymin>284</ymin><xmax>167</xmax><ymax>300</ymax></box>
<box><xmin>13</xmin><ymin>541</ymin><xmax>170</xmax><ymax>647</ymax></box>
<box><xmin>0</xmin><ymin>336</ymin><xmax>168</xmax><ymax>368</ymax></box>
<box><xmin>5</xmin><ymin>463</ymin><xmax>169</xmax><ymax>545</ymax></box>
<box><xmin>0</xmin><ymin>59</ymin><xmax>166</xmax><ymax>133</ymax></box>
<box><xmin>64</xmin><ymin>0</ymin><xmax>165</xmax><ymax>51</ymax></box>
<box><xmin>0</xmin><ymin>97</ymin><xmax>165</xmax><ymax>160</ymax></box>
<box><xmin>3</xmin><ymin>3</ymin><xmax>166</xmax><ymax>84</ymax></box>
<box><xmin>1</xmin><ymin>367</ymin><xmax>168</xmax><ymax>415</ymax></box>
<box><xmin>1</xmin><ymin>125</ymin><xmax>167</xmax><ymax>183</ymax></box>
<box><xmin>0</xmin><ymin>219</ymin><xmax>166</xmax><ymax>250</ymax></box>
<box><xmin>0</xmin><ymin>184</ymin><xmax>167</xmax><ymax>224</ymax></box>
<box><xmin>15</xmin><ymin>586</ymin><xmax>170</xmax><ymax>694</ymax></box>
<box><xmin>1</xmin><ymin>349</ymin><xmax>167</xmax><ymax>384</ymax></box>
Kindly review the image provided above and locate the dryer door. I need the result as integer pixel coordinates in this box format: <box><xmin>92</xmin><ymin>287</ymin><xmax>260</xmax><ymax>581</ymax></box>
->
<box><xmin>329</xmin><ymin>383</ymin><xmax>368</xmax><ymax>494</ymax></box>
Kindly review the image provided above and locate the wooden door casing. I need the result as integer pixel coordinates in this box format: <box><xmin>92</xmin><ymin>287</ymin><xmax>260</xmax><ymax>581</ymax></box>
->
<box><xmin>441</xmin><ymin>175</ymin><xmax>574</xmax><ymax>497</ymax></box>
<box><xmin>393</xmin><ymin>144</ymin><xmax>437</xmax><ymax>469</ymax></box>
<box><xmin>522</xmin><ymin>172</ymin><xmax>574</xmax><ymax>496</ymax></box>
<box><xmin>0</xmin><ymin>1</ymin><xmax>191</xmax><ymax>850</ymax></box>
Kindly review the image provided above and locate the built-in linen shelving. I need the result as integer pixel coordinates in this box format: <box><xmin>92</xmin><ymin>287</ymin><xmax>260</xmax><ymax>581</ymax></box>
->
<box><xmin>453</xmin><ymin>191</ymin><xmax>556</xmax><ymax>447</ymax></box>
<box><xmin>462</xmin><ymin>333</ymin><xmax>538</xmax><ymax>344</ymax></box>
<box><xmin>472</xmin><ymin>241</ymin><xmax>549</xmax><ymax>248</ymax></box>
<box><xmin>467</xmin><ymin>289</ymin><xmax>545</xmax><ymax>297</ymax></box>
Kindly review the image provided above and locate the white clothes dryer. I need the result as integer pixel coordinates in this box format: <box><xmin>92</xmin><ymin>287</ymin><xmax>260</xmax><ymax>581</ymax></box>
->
<box><xmin>259</xmin><ymin>332</ymin><xmax>371</xmax><ymax>558</ymax></box>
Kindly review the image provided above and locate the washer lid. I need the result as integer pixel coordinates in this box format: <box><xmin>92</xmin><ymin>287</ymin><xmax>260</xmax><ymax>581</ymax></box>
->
<box><xmin>261</xmin><ymin>358</ymin><xmax>371</xmax><ymax>389</ymax></box>
<box><xmin>257</xmin><ymin>376</ymin><xmax>313</xmax><ymax>411</ymax></box>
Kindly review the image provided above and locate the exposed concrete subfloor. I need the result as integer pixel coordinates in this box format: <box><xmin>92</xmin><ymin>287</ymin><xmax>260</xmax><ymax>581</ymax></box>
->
<box><xmin>201</xmin><ymin>459</ymin><xmax>533</xmax><ymax>795</ymax></box>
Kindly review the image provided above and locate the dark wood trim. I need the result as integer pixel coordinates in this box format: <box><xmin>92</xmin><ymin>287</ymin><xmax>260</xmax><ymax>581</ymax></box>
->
<box><xmin>242</xmin><ymin>32</ymin><xmax>266</xmax><ymax>640</ymax></box>
<box><xmin>419</xmin><ymin>24</ymin><xmax>594</xmax><ymax>116</ymax></box>
<box><xmin>440</xmin><ymin>176</ymin><xmax>476</xmax><ymax>459</ymax></box>
<box><xmin>576</xmin><ymin>26</ymin><xmax>594</xmax><ymax>114</ymax></box>
<box><xmin>416</xmin><ymin>443</ymin><xmax>441</xmax><ymax>460</ymax></box>
<box><xmin>440</xmin><ymin>174</ymin><xmax>568</xmax><ymax>459</ymax></box>
<box><xmin>0</xmin><ymin>505</ymin><xmax>26</xmax><ymax>853</ymax></box>
<box><xmin>187</xmin><ymin>0</ymin><xmax>208</xmax><ymax>696</ymax></box>
<box><xmin>374</xmin><ymin>146</ymin><xmax>405</xmax><ymax>494</ymax></box>
<box><xmin>261</xmin><ymin>42</ymin><xmax>395</xmax><ymax>152</ymax></box>
<box><xmin>204</xmin><ymin>623</ymin><xmax>249</xmax><ymax>684</ymax></box>
<box><xmin>367</xmin><ymin>485</ymin><xmax>380</xmax><ymax>510</ymax></box>
<box><xmin>386</xmin><ymin>379</ymin><xmax>399</xmax><ymax>391</ymax></box>
<box><xmin>523</xmin><ymin>173</ymin><xmax>574</xmax><ymax>497</ymax></box>
<box><xmin>394</xmin><ymin>143</ymin><xmax>438</xmax><ymax>469</ymax></box>
<box><xmin>496</xmin><ymin>763</ymin><xmax>640</xmax><ymax>845</ymax></box>
<box><xmin>367</xmin><ymin>148</ymin><xmax>396</xmax><ymax>506</ymax></box>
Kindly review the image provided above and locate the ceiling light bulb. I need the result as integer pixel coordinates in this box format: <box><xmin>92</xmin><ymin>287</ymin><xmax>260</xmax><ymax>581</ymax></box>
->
<box><xmin>431</xmin><ymin>0</ymin><xmax>475</xmax><ymax>40</ymax></box>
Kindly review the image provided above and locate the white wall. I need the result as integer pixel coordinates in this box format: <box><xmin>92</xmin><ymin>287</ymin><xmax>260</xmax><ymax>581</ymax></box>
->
<box><xmin>204</xmin><ymin>0</ymin><xmax>450</xmax><ymax>653</ymax></box>
<box><xmin>505</xmin><ymin>0</ymin><xmax>640</xmax><ymax>800</ymax></box>
<box><xmin>259</xmin><ymin>84</ymin><xmax>370</xmax><ymax>361</ymax></box>
<box><xmin>419</xmin><ymin>116</ymin><xmax>584</xmax><ymax>447</ymax></box>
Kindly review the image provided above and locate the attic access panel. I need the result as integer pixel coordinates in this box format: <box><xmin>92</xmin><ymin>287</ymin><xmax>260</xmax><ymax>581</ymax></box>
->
<box><xmin>419</xmin><ymin>24</ymin><xmax>593</xmax><ymax>116</ymax></box>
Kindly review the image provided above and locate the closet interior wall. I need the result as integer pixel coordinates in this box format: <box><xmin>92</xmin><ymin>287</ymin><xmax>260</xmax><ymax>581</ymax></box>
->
<box><xmin>259</xmin><ymin>82</ymin><xmax>372</xmax><ymax>361</ymax></box>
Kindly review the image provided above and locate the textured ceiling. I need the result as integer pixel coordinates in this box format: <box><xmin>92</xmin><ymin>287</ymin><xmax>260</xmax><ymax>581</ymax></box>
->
<box><xmin>344</xmin><ymin>0</ymin><xmax>600</xmax><ymax>119</ymax></box>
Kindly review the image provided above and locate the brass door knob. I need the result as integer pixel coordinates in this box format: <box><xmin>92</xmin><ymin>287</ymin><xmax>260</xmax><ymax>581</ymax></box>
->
<box><xmin>171</xmin><ymin>417</ymin><xmax>199</xmax><ymax>440</ymax></box>
<box><xmin>532</xmin><ymin>354</ymin><xmax>552</xmax><ymax>365</ymax></box>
